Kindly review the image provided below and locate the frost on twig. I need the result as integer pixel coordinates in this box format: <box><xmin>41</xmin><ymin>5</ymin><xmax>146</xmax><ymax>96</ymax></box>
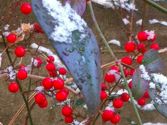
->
<box><xmin>92</xmin><ymin>0</ymin><xmax>138</xmax><ymax>11</ymax></box>
<box><xmin>149</xmin><ymin>19</ymin><xmax>167</xmax><ymax>26</ymax></box>
<box><xmin>108</xmin><ymin>39</ymin><xmax>121</xmax><ymax>47</ymax></box>
<box><xmin>122</xmin><ymin>18</ymin><xmax>130</xmax><ymax>25</ymax></box>
<box><xmin>30</xmin><ymin>43</ymin><xmax>65</xmax><ymax>67</ymax></box>
<box><xmin>136</xmin><ymin>19</ymin><xmax>143</xmax><ymax>26</ymax></box>
<box><xmin>143</xmin><ymin>123</ymin><xmax>167</xmax><ymax>125</ymax></box>
<box><xmin>6</xmin><ymin>66</ymin><xmax>16</xmax><ymax>80</ymax></box>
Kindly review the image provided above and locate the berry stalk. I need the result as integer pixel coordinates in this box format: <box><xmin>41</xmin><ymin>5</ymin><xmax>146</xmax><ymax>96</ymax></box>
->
<box><xmin>1</xmin><ymin>34</ymin><xmax>34</xmax><ymax>125</ymax></box>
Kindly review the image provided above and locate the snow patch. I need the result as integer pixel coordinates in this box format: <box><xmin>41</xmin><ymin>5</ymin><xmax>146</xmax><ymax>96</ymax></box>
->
<box><xmin>42</xmin><ymin>0</ymin><xmax>87</xmax><ymax>43</ymax></box>
<box><xmin>149</xmin><ymin>19</ymin><xmax>167</xmax><ymax>26</ymax></box>
<box><xmin>108</xmin><ymin>39</ymin><xmax>121</xmax><ymax>46</ymax></box>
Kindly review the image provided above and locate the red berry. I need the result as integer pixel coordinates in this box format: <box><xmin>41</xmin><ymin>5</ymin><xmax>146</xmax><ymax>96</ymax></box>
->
<box><xmin>137</xmin><ymin>97</ymin><xmax>146</xmax><ymax>106</ymax></box>
<box><xmin>143</xmin><ymin>91</ymin><xmax>150</xmax><ymax>99</ymax></box>
<box><xmin>8</xmin><ymin>82</ymin><xmax>19</xmax><ymax>93</ymax></box>
<box><xmin>59</xmin><ymin>67</ymin><xmax>67</xmax><ymax>75</ymax></box>
<box><xmin>137</xmin><ymin>31</ymin><xmax>148</xmax><ymax>41</ymax></box>
<box><xmin>128</xmin><ymin>69</ymin><xmax>135</xmax><ymax>76</ymax></box>
<box><xmin>136</xmin><ymin>55</ymin><xmax>143</xmax><ymax>64</ymax></box>
<box><xmin>17</xmin><ymin>69</ymin><xmax>27</xmax><ymax>80</ymax></box>
<box><xmin>53</xmin><ymin>78</ymin><xmax>64</xmax><ymax>90</ymax></box>
<box><xmin>124</xmin><ymin>41</ymin><xmax>136</xmax><ymax>53</ymax></box>
<box><xmin>101</xmin><ymin>83</ymin><xmax>107</xmax><ymax>90</ymax></box>
<box><xmin>150</xmin><ymin>42</ymin><xmax>160</xmax><ymax>50</ymax></box>
<box><xmin>110</xmin><ymin>113</ymin><xmax>121</xmax><ymax>124</ymax></box>
<box><xmin>62</xmin><ymin>105</ymin><xmax>73</xmax><ymax>116</ymax></box>
<box><xmin>104</xmin><ymin>73</ymin><xmax>116</xmax><ymax>83</ymax></box>
<box><xmin>110</xmin><ymin>65</ymin><xmax>119</xmax><ymax>72</ymax></box>
<box><xmin>34</xmin><ymin>57</ymin><xmax>43</xmax><ymax>68</ymax></box>
<box><xmin>61</xmin><ymin>88</ymin><xmax>69</xmax><ymax>95</ymax></box>
<box><xmin>55</xmin><ymin>90</ymin><xmax>68</xmax><ymax>102</ymax></box>
<box><xmin>64</xmin><ymin>116</ymin><xmax>73</xmax><ymax>124</ymax></box>
<box><xmin>33</xmin><ymin>22</ymin><xmax>44</xmax><ymax>33</ymax></box>
<box><xmin>123</xmin><ymin>68</ymin><xmax>129</xmax><ymax>77</ymax></box>
<box><xmin>49</xmin><ymin>71</ymin><xmax>57</xmax><ymax>77</ymax></box>
<box><xmin>6</xmin><ymin>33</ymin><xmax>17</xmax><ymax>43</ymax></box>
<box><xmin>100</xmin><ymin>91</ymin><xmax>108</xmax><ymax>101</ymax></box>
<box><xmin>20</xmin><ymin>2</ymin><xmax>32</xmax><ymax>15</ymax></box>
<box><xmin>19</xmin><ymin>64</ymin><xmax>26</xmax><ymax>70</ymax></box>
<box><xmin>38</xmin><ymin>99</ymin><xmax>48</xmax><ymax>108</ymax></box>
<box><xmin>47</xmin><ymin>56</ymin><xmax>55</xmax><ymax>63</ymax></box>
<box><xmin>121</xmin><ymin>93</ymin><xmax>130</xmax><ymax>102</ymax></box>
<box><xmin>42</xmin><ymin>77</ymin><xmax>53</xmax><ymax>90</ymax></box>
<box><xmin>101</xmin><ymin>110</ymin><xmax>114</xmax><ymax>122</ymax></box>
<box><xmin>137</xmin><ymin>43</ymin><xmax>146</xmax><ymax>53</ymax></box>
<box><xmin>46</xmin><ymin>63</ymin><xmax>56</xmax><ymax>71</ymax></box>
<box><xmin>34</xmin><ymin>93</ymin><xmax>46</xmax><ymax>105</ymax></box>
<box><xmin>151</xmin><ymin>34</ymin><xmax>157</xmax><ymax>41</ymax></box>
<box><xmin>86</xmin><ymin>0</ymin><xmax>90</xmax><ymax>3</ymax></box>
<box><xmin>128</xmin><ymin>80</ymin><xmax>133</xmax><ymax>89</ymax></box>
<box><xmin>121</xmin><ymin>56</ymin><xmax>132</xmax><ymax>65</ymax></box>
<box><xmin>15</xmin><ymin>46</ymin><xmax>26</xmax><ymax>57</ymax></box>
<box><xmin>113</xmin><ymin>98</ymin><xmax>124</xmax><ymax>108</ymax></box>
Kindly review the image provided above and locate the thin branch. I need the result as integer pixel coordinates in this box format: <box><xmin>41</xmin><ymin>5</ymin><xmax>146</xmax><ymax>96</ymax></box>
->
<box><xmin>144</xmin><ymin>0</ymin><xmax>167</xmax><ymax>14</ymax></box>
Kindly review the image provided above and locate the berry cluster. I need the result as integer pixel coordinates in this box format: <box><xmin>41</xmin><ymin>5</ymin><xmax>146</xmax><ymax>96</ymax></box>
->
<box><xmin>4</xmin><ymin>2</ymin><xmax>73</xmax><ymax>124</ymax></box>
<box><xmin>100</xmin><ymin>30</ymin><xmax>158</xmax><ymax>124</ymax></box>
<box><xmin>1</xmin><ymin>1</ymin><xmax>163</xmax><ymax>125</ymax></box>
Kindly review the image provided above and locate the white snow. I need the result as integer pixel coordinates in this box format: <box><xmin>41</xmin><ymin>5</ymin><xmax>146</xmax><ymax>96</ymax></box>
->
<box><xmin>122</xmin><ymin>18</ymin><xmax>130</xmax><ymax>25</ymax></box>
<box><xmin>139</xmin><ymin>65</ymin><xmax>167</xmax><ymax>105</ymax></box>
<box><xmin>108</xmin><ymin>39</ymin><xmax>121</xmax><ymax>46</ymax></box>
<box><xmin>35</xmin><ymin>86</ymin><xmax>44</xmax><ymax>92</ymax></box>
<box><xmin>145</xmin><ymin>30</ymin><xmax>156</xmax><ymax>40</ymax></box>
<box><xmin>42</xmin><ymin>0</ymin><xmax>87</xmax><ymax>43</ymax></box>
<box><xmin>136</xmin><ymin>19</ymin><xmax>143</xmax><ymax>26</ymax></box>
<box><xmin>143</xmin><ymin>123</ymin><xmax>167</xmax><ymax>125</ymax></box>
<box><xmin>107</xmin><ymin>69</ymin><xmax>121</xmax><ymax>81</ymax></box>
<box><xmin>139</xmin><ymin>65</ymin><xmax>151</xmax><ymax>81</ymax></box>
<box><xmin>30</xmin><ymin>43</ymin><xmax>64</xmax><ymax>67</ymax></box>
<box><xmin>6</xmin><ymin>66</ymin><xmax>16</xmax><ymax>80</ymax></box>
<box><xmin>4</xmin><ymin>24</ymin><xmax>10</xmax><ymax>31</ymax></box>
<box><xmin>151</xmin><ymin>73</ymin><xmax>167</xmax><ymax>104</ymax></box>
<box><xmin>92</xmin><ymin>0</ymin><xmax>138</xmax><ymax>11</ymax></box>
<box><xmin>149</xmin><ymin>19</ymin><xmax>167</xmax><ymax>26</ymax></box>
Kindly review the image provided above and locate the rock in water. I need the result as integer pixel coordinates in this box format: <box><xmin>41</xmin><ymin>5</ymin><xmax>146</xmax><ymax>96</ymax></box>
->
<box><xmin>32</xmin><ymin>0</ymin><xmax>101</xmax><ymax>114</ymax></box>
